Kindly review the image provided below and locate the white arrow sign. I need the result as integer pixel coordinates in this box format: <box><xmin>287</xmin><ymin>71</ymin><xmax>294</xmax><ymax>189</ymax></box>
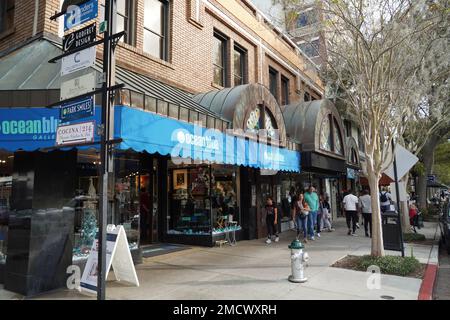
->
<box><xmin>383</xmin><ymin>144</ymin><xmax>419</xmax><ymax>181</ymax></box>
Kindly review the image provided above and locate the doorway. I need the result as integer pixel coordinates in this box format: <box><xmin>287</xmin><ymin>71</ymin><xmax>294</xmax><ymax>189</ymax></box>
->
<box><xmin>139</xmin><ymin>156</ymin><xmax>159</xmax><ymax>245</ymax></box>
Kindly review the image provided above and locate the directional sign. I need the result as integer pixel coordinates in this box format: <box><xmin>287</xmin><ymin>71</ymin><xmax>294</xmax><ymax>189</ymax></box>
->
<box><xmin>383</xmin><ymin>144</ymin><xmax>419</xmax><ymax>181</ymax></box>
<box><xmin>64</xmin><ymin>0</ymin><xmax>98</xmax><ymax>31</ymax></box>
<box><xmin>56</xmin><ymin>121</ymin><xmax>95</xmax><ymax>146</ymax></box>
<box><xmin>61</xmin><ymin>46</ymin><xmax>96</xmax><ymax>76</ymax></box>
<box><xmin>60</xmin><ymin>96</ymin><xmax>95</xmax><ymax>122</ymax></box>
<box><xmin>63</xmin><ymin>23</ymin><xmax>96</xmax><ymax>52</ymax></box>
<box><xmin>60</xmin><ymin>72</ymin><xmax>96</xmax><ymax>100</ymax></box>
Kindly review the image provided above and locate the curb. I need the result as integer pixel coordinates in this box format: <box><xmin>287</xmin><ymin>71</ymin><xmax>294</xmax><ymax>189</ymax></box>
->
<box><xmin>418</xmin><ymin>263</ymin><xmax>438</xmax><ymax>300</ymax></box>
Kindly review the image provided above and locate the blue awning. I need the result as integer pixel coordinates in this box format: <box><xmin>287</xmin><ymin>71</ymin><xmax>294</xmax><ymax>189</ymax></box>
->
<box><xmin>0</xmin><ymin>106</ymin><xmax>301</xmax><ymax>172</ymax></box>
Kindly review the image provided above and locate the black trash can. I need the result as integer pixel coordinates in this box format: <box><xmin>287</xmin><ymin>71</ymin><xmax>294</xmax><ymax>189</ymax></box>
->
<box><xmin>381</xmin><ymin>211</ymin><xmax>402</xmax><ymax>251</ymax></box>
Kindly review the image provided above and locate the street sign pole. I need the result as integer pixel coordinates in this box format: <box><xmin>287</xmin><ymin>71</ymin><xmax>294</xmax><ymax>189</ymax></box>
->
<box><xmin>392</xmin><ymin>140</ymin><xmax>405</xmax><ymax>257</ymax></box>
<box><xmin>98</xmin><ymin>0</ymin><xmax>116</xmax><ymax>301</ymax></box>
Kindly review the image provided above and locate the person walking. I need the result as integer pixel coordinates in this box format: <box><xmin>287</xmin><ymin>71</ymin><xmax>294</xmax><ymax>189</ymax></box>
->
<box><xmin>304</xmin><ymin>186</ymin><xmax>319</xmax><ymax>240</ymax></box>
<box><xmin>379</xmin><ymin>187</ymin><xmax>392</xmax><ymax>212</ymax></box>
<box><xmin>292</xmin><ymin>193</ymin><xmax>310</xmax><ymax>243</ymax></box>
<box><xmin>265</xmin><ymin>196</ymin><xmax>279</xmax><ymax>244</ymax></box>
<box><xmin>320</xmin><ymin>194</ymin><xmax>335</xmax><ymax>232</ymax></box>
<box><xmin>359</xmin><ymin>189</ymin><xmax>372</xmax><ymax>237</ymax></box>
<box><xmin>343</xmin><ymin>190</ymin><xmax>360</xmax><ymax>236</ymax></box>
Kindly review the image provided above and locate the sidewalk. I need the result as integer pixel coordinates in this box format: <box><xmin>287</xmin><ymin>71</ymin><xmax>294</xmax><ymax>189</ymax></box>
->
<box><xmin>1</xmin><ymin>218</ymin><xmax>439</xmax><ymax>300</ymax></box>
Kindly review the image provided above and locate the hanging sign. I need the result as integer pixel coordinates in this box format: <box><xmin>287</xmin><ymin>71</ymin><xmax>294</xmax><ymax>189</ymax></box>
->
<box><xmin>63</xmin><ymin>23</ymin><xmax>97</xmax><ymax>52</ymax></box>
<box><xmin>64</xmin><ymin>0</ymin><xmax>98</xmax><ymax>31</ymax></box>
<box><xmin>80</xmin><ymin>225</ymin><xmax>140</xmax><ymax>294</ymax></box>
<box><xmin>56</xmin><ymin>120</ymin><xmax>95</xmax><ymax>146</ymax></box>
<box><xmin>60</xmin><ymin>72</ymin><xmax>96</xmax><ymax>101</ymax></box>
<box><xmin>60</xmin><ymin>96</ymin><xmax>95</xmax><ymax>122</ymax></box>
<box><xmin>61</xmin><ymin>46</ymin><xmax>96</xmax><ymax>76</ymax></box>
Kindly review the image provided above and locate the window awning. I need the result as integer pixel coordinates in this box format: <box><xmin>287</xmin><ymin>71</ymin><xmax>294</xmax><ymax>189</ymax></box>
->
<box><xmin>0</xmin><ymin>106</ymin><xmax>301</xmax><ymax>172</ymax></box>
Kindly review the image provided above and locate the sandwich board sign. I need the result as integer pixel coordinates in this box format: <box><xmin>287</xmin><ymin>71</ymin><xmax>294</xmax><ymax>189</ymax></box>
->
<box><xmin>80</xmin><ymin>225</ymin><xmax>140</xmax><ymax>294</ymax></box>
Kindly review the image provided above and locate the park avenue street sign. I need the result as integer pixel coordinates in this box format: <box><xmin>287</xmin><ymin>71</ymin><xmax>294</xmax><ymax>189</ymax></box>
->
<box><xmin>64</xmin><ymin>0</ymin><xmax>98</xmax><ymax>31</ymax></box>
<box><xmin>56</xmin><ymin>121</ymin><xmax>95</xmax><ymax>146</ymax></box>
<box><xmin>60</xmin><ymin>72</ymin><xmax>97</xmax><ymax>100</ymax></box>
<box><xmin>61</xmin><ymin>46</ymin><xmax>96</xmax><ymax>76</ymax></box>
<box><xmin>60</xmin><ymin>96</ymin><xmax>95</xmax><ymax>123</ymax></box>
<box><xmin>63</xmin><ymin>23</ymin><xmax>96</xmax><ymax>52</ymax></box>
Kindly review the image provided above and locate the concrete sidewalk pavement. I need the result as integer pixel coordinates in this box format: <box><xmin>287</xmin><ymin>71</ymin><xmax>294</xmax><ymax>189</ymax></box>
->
<box><xmin>1</xmin><ymin>218</ymin><xmax>438</xmax><ymax>300</ymax></box>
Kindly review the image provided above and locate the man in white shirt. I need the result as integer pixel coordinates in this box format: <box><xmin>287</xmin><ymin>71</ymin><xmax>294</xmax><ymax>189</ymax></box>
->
<box><xmin>359</xmin><ymin>189</ymin><xmax>372</xmax><ymax>237</ymax></box>
<box><xmin>343</xmin><ymin>190</ymin><xmax>360</xmax><ymax>236</ymax></box>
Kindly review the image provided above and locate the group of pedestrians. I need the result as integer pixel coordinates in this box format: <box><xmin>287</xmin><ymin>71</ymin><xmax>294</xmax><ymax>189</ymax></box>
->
<box><xmin>342</xmin><ymin>189</ymin><xmax>373</xmax><ymax>237</ymax></box>
<box><xmin>287</xmin><ymin>186</ymin><xmax>335</xmax><ymax>244</ymax></box>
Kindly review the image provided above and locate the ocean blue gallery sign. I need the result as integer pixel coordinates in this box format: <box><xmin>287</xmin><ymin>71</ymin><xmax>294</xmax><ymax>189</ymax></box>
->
<box><xmin>60</xmin><ymin>96</ymin><xmax>95</xmax><ymax>122</ymax></box>
<box><xmin>64</xmin><ymin>0</ymin><xmax>98</xmax><ymax>31</ymax></box>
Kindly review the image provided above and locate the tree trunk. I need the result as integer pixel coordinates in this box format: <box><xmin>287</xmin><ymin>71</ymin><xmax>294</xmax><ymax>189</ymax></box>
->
<box><xmin>400</xmin><ymin>176</ymin><xmax>411</xmax><ymax>234</ymax></box>
<box><xmin>368</xmin><ymin>173</ymin><xmax>385</xmax><ymax>257</ymax></box>
<box><xmin>417</xmin><ymin>135</ymin><xmax>440</xmax><ymax>211</ymax></box>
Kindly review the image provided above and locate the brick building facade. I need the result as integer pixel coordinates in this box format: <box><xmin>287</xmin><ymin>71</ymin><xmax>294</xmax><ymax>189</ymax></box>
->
<box><xmin>0</xmin><ymin>0</ymin><xmax>323</xmax><ymax>101</ymax></box>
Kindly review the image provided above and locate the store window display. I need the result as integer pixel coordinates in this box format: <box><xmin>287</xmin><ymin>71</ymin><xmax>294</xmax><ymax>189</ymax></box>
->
<box><xmin>211</xmin><ymin>165</ymin><xmax>240</xmax><ymax>235</ymax></box>
<box><xmin>168</xmin><ymin>165</ymin><xmax>212</xmax><ymax>236</ymax></box>
<box><xmin>167</xmin><ymin>163</ymin><xmax>241</xmax><ymax>237</ymax></box>
<box><xmin>0</xmin><ymin>151</ymin><xmax>12</xmax><ymax>267</ymax></box>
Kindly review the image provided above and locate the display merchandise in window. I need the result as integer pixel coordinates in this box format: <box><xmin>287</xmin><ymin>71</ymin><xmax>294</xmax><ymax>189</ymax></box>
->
<box><xmin>168</xmin><ymin>166</ymin><xmax>212</xmax><ymax>236</ymax></box>
<box><xmin>72</xmin><ymin>177</ymin><xmax>99</xmax><ymax>262</ymax></box>
<box><xmin>211</xmin><ymin>166</ymin><xmax>241</xmax><ymax>235</ymax></box>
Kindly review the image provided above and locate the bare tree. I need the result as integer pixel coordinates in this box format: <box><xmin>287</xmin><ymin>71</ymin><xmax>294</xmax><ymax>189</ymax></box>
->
<box><xmin>273</xmin><ymin>0</ymin><xmax>445</xmax><ymax>256</ymax></box>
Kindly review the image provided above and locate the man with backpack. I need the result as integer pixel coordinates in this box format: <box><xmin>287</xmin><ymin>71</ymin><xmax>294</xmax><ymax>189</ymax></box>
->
<box><xmin>379</xmin><ymin>187</ymin><xmax>392</xmax><ymax>212</ymax></box>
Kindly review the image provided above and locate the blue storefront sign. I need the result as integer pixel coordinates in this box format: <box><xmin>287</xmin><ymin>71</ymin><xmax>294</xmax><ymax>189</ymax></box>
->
<box><xmin>64</xmin><ymin>0</ymin><xmax>98</xmax><ymax>31</ymax></box>
<box><xmin>60</xmin><ymin>96</ymin><xmax>95</xmax><ymax>122</ymax></box>
<box><xmin>0</xmin><ymin>106</ymin><xmax>301</xmax><ymax>172</ymax></box>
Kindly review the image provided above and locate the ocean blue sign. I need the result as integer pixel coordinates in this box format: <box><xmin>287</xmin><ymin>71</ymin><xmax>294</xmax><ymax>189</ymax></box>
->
<box><xmin>64</xmin><ymin>0</ymin><xmax>98</xmax><ymax>31</ymax></box>
<box><xmin>0</xmin><ymin>107</ymin><xmax>102</xmax><ymax>151</ymax></box>
<box><xmin>60</xmin><ymin>96</ymin><xmax>95</xmax><ymax>122</ymax></box>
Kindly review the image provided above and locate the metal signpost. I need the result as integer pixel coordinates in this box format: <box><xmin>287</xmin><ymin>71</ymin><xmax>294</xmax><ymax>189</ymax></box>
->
<box><xmin>50</xmin><ymin>0</ymin><xmax>123</xmax><ymax>300</ymax></box>
<box><xmin>392</xmin><ymin>140</ymin><xmax>405</xmax><ymax>257</ymax></box>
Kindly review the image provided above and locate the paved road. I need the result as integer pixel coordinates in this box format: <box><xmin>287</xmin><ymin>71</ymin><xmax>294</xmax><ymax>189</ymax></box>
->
<box><xmin>434</xmin><ymin>244</ymin><xmax>450</xmax><ymax>300</ymax></box>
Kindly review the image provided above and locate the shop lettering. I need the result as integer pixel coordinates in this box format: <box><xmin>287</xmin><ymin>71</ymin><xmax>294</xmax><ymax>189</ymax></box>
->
<box><xmin>263</xmin><ymin>150</ymin><xmax>284</xmax><ymax>162</ymax></box>
<box><xmin>0</xmin><ymin>117</ymin><xmax>59</xmax><ymax>136</ymax></box>
<box><xmin>176</xmin><ymin>130</ymin><xmax>219</xmax><ymax>150</ymax></box>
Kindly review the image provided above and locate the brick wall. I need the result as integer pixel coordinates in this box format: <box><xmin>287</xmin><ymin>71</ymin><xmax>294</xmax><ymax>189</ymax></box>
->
<box><xmin>1</xmin><ymin>0</ymin><xmax>323</xmax><ymax>101</ymax></box>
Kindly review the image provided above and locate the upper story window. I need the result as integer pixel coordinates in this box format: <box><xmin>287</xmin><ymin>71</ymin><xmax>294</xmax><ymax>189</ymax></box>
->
<box><xmin>320</xmin><ymin>114</ymin><xmax>344</xmax><ymax>156</ymax></box>
<box><xmin>233</xmin><ymin>45</ymin><xmax>247</xmax><ymax>86</ymax></box>
<box><xmin>281</xmin><ymin>76</ymin><xmax>289</xmax><ymax>105</ymax></box>
<box><xmin>333</xmin><ymin>119</ymin><xmax>344</xmax><ymax>155</ymax></box>
<box><xmin>304</xmin><ymin>91</ymin><xmax>311</xmax><ymax>102</ymax></box>
<box><xmin>299</xmin><ymin>39</ymin><xmax>320</xmax><ymax>58</ymax></box>
<box><xmin>296</xmin><ymin>9</ymin><xmax>318</xmax><ymax>28</ymax></box>
<box><xmin>358</xmin><ymin>128</ymin><xmax>365</xmax><ymax>152</ymax></box>
<box><xmin>246</xmin><ymin>106</ymin><xmax>278</xmax><ymax>139</ymax></box>
<box><xmin>350</xmin><ymin>148</ymin><xmax>358</xmax><ymax>164</ymax></box>
<box><xmin>0</xmin><ymin>0</ymin><xmax>14</xmax><ymax>34</ymax></box>
<box><xmin>213</xmin><ymin>32</ymin><xmax>227</xmax><ymax>87</ymax></box>
<box><xmin>100</xmin><ymin>0</ymin><xmax>135</xmax><ymax>45</ymax></box>
<box><xmin>344</xmin><ymin>120</ymin><xmax>352</xmax><ymax>137</ymax></box>
<box><xmin>143</xmin><ymin>0</ymin><xmax>169</xmax><ymax>60</ymax></box>
<box><xmin>269</xmin><ymin>67</ymin><xmax>278</xmax><ymax>100</ymax></box>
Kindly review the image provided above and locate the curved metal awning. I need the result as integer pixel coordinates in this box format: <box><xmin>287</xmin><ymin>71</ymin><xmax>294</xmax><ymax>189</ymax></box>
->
<box><xmin>192</xmin><ymin>83</ymin><xmax>288</xmax><ymax>147</ymax></box>
<box><xmin>283</xmin><ymin>99</ymin><xmax>346</xmax><ymax>160</ymax></box>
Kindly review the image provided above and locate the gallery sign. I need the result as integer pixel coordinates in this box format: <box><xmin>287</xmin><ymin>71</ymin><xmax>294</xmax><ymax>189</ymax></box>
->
<box><xmin>56</xmin><ymin>120</ymin><xmax>95</xmax><ymax>146</ymax></box>
<box><xmin>61</xmin><ymin>46</ymin><xmax>96</xmax><ymax>76</ymax></box>
<box><xmin>64</xmin><ymin>0</ymin><xmax>98</xmax><ymax>31</ymax></box>
<box><xmin>60</xmin><ymin>72</ymin><xmax>97</xmax><ymax>101</ymax></box>
<box><xmin>60</xmin><ymin>96</ymin><xmax>95</xmax><ymax>122</ymax></box>
<box><xmin>63</xmin><ymin>23</ymin><xmax>96</xmax><ymax>52</ymax></box>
